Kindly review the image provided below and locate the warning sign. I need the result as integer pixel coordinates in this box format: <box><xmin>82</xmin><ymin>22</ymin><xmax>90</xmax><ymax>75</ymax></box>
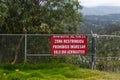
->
<box><xmin>50</xmin><ymin>35</ymin><xmax>88</xmax><ymax>55</ymax></box>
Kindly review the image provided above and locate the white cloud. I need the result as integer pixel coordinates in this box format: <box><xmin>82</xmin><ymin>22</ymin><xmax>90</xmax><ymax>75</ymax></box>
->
<box><xmin>79</xmin><ymin>0</ymin><xmax>120</xmax><ymax>7</ymax></box>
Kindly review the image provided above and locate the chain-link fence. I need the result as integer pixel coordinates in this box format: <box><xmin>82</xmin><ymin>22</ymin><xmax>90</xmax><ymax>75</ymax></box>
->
<box><xmin>96</xmin><ymin>35</ymin><xmax>120</xmax><ymax>72</ymax></box>
<box><xmin>0</xmin><ymin>34</ymin><xmax>25</xmax><ymax>63</ymax></box>
<box><xmin>0</xmin><ymin>34</ymin><xmax>120</xmax><ymax>72</ymax></box>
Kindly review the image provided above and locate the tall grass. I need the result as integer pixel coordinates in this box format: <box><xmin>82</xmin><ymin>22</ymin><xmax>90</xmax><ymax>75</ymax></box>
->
<box><xmin>0</xmin><ymin>62</ymin><xmax>120</xmax><ymax>80</ymax></box>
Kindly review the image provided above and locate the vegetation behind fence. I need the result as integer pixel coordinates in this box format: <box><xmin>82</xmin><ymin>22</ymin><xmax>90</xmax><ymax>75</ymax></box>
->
<box><xmin>0</xmin><ymin>34</ymin><xmax>120</xmax><ymax>72</ymax></box>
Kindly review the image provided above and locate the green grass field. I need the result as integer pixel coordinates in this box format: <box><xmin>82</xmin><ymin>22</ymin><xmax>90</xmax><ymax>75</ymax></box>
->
<box><xmin>0</xmin><ymin>63</ymin><xmax>120</xmax><ymax>80</ymax></box>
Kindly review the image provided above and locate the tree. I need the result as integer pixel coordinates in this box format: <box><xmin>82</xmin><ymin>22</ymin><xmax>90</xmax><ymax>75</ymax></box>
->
<box><xmin>0</xmin><ymin>3</ymin><xmax>8</xmax><ymax>27</ymax></box>
<box><xmin>0</xmin><ymin>0</ymin><xmax>83</xmax><ymax>64</ymax></box>
<box><xmin>0</xmin><ymin>0</ymin><xmax>82</xmax><ymax>33</ymax></box>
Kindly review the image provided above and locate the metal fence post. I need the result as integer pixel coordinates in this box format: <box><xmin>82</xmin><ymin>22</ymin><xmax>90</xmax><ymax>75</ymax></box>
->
<box><xmin>25</xmin><ymin>34</ymin><xmax>27</xmax><ymax>61</ymax></box>
<box><xmin>91</xmin><ymin>32</ymin><xmax>97</xmax><ymax>70</ymax></box>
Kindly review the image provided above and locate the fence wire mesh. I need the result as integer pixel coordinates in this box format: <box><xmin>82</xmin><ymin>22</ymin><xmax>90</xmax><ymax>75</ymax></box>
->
<box><xmin>0</xmin><ymin>34</ymin><xmax>120</xmax><ymax>72</ymax></box>
<box><xmin>0</xmin><ymin>35</ymin><xmax>25</xmax><ymax>63</ymax></box>
<box><xmin>96</xmin><ymin>36</ymin><xmax>120</xmax><ymax>72</ymax></box>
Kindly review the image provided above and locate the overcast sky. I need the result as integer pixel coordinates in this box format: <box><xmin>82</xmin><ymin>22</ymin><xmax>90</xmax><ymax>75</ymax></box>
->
<box><xmin>79</xmin><ymin>0</ymin><xmax>120</xmax><ymax>7</ymax></box>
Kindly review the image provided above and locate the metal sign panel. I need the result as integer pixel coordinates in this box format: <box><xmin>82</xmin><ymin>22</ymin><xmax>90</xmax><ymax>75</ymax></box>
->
<box><xmin>50</xmin><ymin>35</ymin><xmax>88</xmax><ymax>55</ymax></box>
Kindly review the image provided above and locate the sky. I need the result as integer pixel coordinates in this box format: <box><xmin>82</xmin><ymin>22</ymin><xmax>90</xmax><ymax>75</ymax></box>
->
<box><xmin>79</xmin><ymin>0</ymin><xmax>120</xmax><ymax>7</ymax></box>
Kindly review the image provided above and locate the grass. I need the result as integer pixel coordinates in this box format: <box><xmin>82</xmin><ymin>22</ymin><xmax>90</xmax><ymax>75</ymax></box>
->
<box><xmin>0</xmin><ymin>63</ymin><xmax>120</xmax><ymax>80</ymax></box>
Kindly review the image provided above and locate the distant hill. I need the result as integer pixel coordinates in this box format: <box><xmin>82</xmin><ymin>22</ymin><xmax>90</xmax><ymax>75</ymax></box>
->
<box><xmin>81</xmin><ymin>6</ymin><xmax>120</xmax><ymax>15</ymax></box>
<box><xmin>79</xmin><ymin>14</ymin><xmax>120</xmax><ymax>34</ymax></box>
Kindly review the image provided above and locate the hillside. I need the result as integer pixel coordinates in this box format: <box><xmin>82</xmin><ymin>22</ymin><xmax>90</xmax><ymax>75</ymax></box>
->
<box><xmin>0</xmin><ymin>63</ymin><xmax>120</xmax><ymax>80</ymax></box>
<box><xmin>81</xmin><ymin>6</ymin><xmax>120</xmax><ymax>15</ymax></box>
<box><xmin>79</xmin><ymin>14</ymin><xmax>120</xmax><ymax>34</ymax></box>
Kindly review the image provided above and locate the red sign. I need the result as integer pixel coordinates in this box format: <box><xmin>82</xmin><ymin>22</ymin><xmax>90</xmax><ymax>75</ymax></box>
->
<box><xmin>50</xmin><ymin>35</ymin><xmax>88</xmax><ymax>55</ymax></box>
